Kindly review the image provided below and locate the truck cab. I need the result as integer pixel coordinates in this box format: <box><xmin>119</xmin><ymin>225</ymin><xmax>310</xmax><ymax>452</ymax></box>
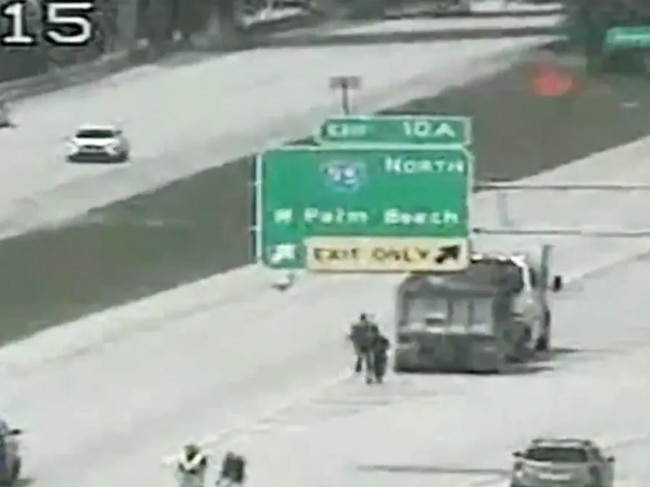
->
<box><xmin>469</xmin><ymin>252</ymin><xmax>562</xmax><ymax>352</ymax></box>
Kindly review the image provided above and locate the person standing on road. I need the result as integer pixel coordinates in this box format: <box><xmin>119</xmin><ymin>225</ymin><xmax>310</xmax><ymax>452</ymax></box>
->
<box><xmin>349</xmin><ymin>313</ymin><xmax>379</xmax><ymax>375</ymax></box>
<box><xmin>216</xmin><ymin>451</ymin><xmax>246</xmax><ymax>486</ymax></box>
<box><xmin>370</xmin><ymin>328</ymin><xmax>390</xmax><ymax>384</ymax></box>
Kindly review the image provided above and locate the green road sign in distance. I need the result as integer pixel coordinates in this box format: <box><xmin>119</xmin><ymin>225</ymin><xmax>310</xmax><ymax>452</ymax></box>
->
<box><xmin>605</xmin><ymin>26</ymin><xmax>650</xmax><ymax>50</ymax></box>
<box><xmin>316</xmin><ymin>115</ymin><xmax>471</xmax><ymax>146</ymax></box>
<box><xmin>257</xmin><ymin>145</ymin><xmax>472</xmax><ymax>269</ymax></box>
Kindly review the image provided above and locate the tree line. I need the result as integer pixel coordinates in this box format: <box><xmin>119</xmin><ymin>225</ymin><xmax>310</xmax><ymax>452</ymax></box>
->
<box><xmin>5</xmin><ymin>0</ymin><xmax>650</xmax><ymax>85</ymax></box>
<box><xmin>565</xmin><ymin>0</ymin><xmax>650</xmax><ymax>70</ymax></box>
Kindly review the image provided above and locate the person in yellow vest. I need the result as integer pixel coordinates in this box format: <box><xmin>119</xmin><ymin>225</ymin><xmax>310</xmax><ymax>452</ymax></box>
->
<box><xmin>177</xmin><ymin>444</ymin><xmax>208</xmax><ymax>487</ymax></box>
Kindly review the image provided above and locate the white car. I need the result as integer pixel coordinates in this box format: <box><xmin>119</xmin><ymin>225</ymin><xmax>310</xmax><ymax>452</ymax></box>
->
<box><xmin>66</xmin><ymin>124</ymin><xmax>130</xmax><ymax>163</ymax></box>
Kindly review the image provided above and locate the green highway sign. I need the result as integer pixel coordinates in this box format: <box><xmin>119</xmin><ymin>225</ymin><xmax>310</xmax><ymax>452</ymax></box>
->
<box><xmin>255</xmin><ymin>145</ymin><xmax>473</xmax><ymax>270</ymax></box>
<box><xmin>605</xmin><ymin>26</ymin><xmax>650</xmax><ymax>50</ymax></box>
<box><xmin>316</xmin><ymin>115</ymin><xmax>471</xmax><ymax>146</ymax></box>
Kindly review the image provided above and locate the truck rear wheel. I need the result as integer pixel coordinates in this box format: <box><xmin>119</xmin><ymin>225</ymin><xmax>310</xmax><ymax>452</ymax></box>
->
<box><xmin>513</xmin><ymin>327</ymin><xmax>533</xmax><ymax>362</ymax></box>
<box><xmin>393</xmin><ymin>362</ymin><xmax>409</xmax><ymax>373</ymax></box>
<box><xmin>10</xmin><ymin>459</ymin><xmax>21</xmax><ymax>485</ymax></box>
<box><xmin>535</xmin><ymin>310</ymin><xmax>551</xmax><ymax>351</ymax></box>
<box><xmin>0</xmin><ymin>459</ymin><xmax>20</xmax><ymax>486</ymax></box>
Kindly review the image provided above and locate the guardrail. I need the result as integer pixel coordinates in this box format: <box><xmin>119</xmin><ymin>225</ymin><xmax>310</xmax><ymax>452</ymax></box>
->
<box><xmin>476</xmin><ymin>182</ymin><xmax>650</xmax><ymax>191</ymax></box>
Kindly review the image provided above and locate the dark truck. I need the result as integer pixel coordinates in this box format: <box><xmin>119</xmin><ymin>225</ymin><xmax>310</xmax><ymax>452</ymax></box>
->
<box><xmin>393</xmin><ymin>271</ymin><xmax>532</xmax><ymax>373</ymax></box>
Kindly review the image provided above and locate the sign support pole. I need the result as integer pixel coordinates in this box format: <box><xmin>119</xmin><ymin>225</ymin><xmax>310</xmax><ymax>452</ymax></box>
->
<box><xmin>341</xmin><ymin>85</ymin><xmax>350</xmax><ymax>115</ymax></box>
<box><xmin>328</xmin><ymin>75</ymin><xmax>361</xmax><ymax>116</ymax></box>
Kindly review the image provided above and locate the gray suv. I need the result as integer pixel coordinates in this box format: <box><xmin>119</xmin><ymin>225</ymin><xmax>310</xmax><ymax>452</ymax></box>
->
<box><xmin>510</xmin><ymin>438</ymin><xmax>615</xmax><ymax>487</ymax></box>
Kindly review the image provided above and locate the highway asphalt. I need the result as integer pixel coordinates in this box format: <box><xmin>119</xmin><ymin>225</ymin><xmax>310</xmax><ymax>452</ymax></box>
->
<box><xmin>1</xmin><ymin>42</ymin><xmax>649</xmax><ymax>343</ymax></box>
<box><xmin>5</xmin><ymin>25</ymin><xmax>650</xmax><ymax>487</ymax></box>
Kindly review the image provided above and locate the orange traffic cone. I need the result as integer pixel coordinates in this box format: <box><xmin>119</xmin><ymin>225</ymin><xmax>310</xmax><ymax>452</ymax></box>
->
<box><xmin>532</xmin><ymin>61</ymin><xmax>576</xmax><ymax>97</ymax></box>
